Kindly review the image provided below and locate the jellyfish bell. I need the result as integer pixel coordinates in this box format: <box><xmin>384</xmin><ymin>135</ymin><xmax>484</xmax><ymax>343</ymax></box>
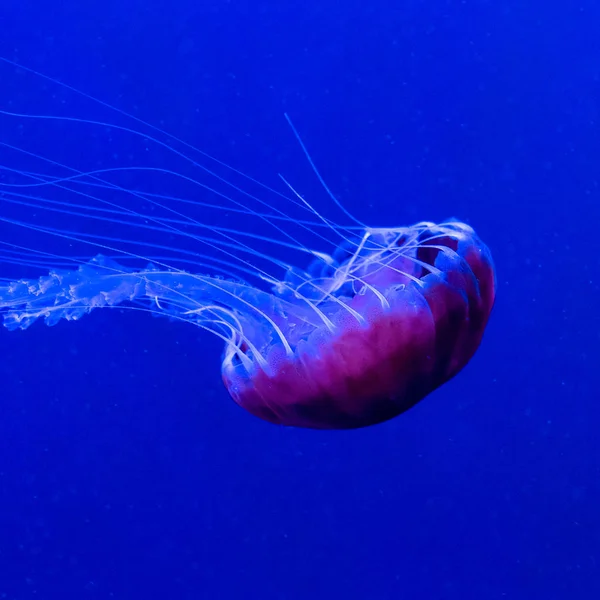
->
<box><xmin>0</xmin><ymin>58</ymin><xmax>496</xmax><ymax>430</ymax></box>
<box><xmin>222</xmin><ymin>220</ymin><xmax>496</xmax><ymax>429</ymax></box>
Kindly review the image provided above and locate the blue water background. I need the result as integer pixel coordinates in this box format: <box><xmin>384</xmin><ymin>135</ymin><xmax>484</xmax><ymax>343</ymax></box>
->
<box><xmin>1</xmin><ymin>1</ymin><xmax>599</xmax><ymax>598</ymax></box>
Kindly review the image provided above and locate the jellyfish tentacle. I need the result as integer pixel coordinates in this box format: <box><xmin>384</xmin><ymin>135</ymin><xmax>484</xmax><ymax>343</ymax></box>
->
<box><xmin>0</xmin><ymin>112</ymin><xmax>347</xmax><ymax>259</ymax></box>
<box><xmin>283</xmin><ymin>113</ymin><xmax>366</xmax><ymax>228</ymax></box>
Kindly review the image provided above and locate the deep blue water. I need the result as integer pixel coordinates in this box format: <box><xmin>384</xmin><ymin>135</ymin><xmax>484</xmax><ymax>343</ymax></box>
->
<box><xmin>1</xmin><ymin>1</ymin><xmax>599</xmax><ymax>598</ymax></box>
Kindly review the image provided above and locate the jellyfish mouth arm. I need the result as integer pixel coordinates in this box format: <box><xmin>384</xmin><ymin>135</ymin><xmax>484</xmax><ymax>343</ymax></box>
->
<box><xmin>0</xmin><ymin>254</ymin><xmax>272</xmax><ymax>335</ymax></box>
<box><xmin>0</xmin><ymin>256</ymin><xmax>153</xmax><ymax>330</ymax></box>
<box><xmin>0</xmin><ymin>254</ymin><xmax>304</xmax><ymax>367</ymax></box>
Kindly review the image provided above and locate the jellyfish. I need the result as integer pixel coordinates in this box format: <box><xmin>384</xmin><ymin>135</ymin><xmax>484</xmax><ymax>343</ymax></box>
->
<box><xmin>0</xmin><ymin>59</ymin><xmax>495</xmax><ymax>430</ymax></box>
